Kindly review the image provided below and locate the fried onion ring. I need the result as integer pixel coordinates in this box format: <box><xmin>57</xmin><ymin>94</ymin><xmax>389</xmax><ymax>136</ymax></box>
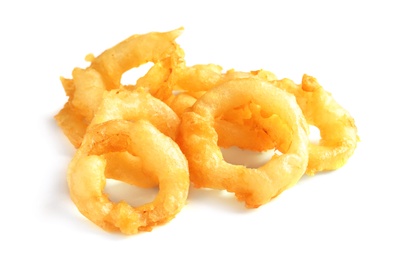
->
<box><xmin>90</xmin><ymin>88</ymin><xmax>180</xmax><ymax>188</ymax></box>
<box><xmin>169</xmin><ymin>64</ymin><xmax>358</xmax><ymax>175</ymax></box>
<box><xmin>177</xmin><ymin>78</ymin><xmax>309</xmax><ymax>208</ymax></box>
<box><xmin>67</xmin><ymin>119</ymin><xmax>189</xmax><ymax>234</ymax></box>
<box><xmin>271</xmin><ymin>74</ymin><xmax>359</xmax><ymax>174</ymax></box>
<box><xmin>56</xmin><ymin>27</ymin><xmax>359</xmax><ymax>235</ymax></box>
<box><xmin>55</xmin><ymin>28</ymin><xmax>184</xmax><ymax>148</ymax></box>
<box><xmin>90</xmin><ymin>28</ymin><xmax>184</xmax><ymax>91</ymax></box>
<box><xmin>166</xmin><ymin>91</ymin><xmax>274</xmax><ymax>151</ymax></box>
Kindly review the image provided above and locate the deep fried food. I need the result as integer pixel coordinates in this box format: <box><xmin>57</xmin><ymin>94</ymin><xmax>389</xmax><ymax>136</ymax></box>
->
<box><xmin>67</xmin><ymin>120</ymin><xmax>189</xmax><ymax>234</ymax></box>
<box><xmin>176</xmin><ymin>78</ymin><xmax>309</xmax><ymax>208</ymax></box>
<box><xmin>89</xmin><ymin>87</ymin><xmax>180</xmax><ymax>188</ymax></box>
<box><xmin>55</xmin><ymin>28</ymin><xmax>184</xmax><ymax>148</ymax></box>
<box><xmin>271</xmin><ymin>74</ymin><xmax>359</xmax><ymax>174</ymax></box>
<box><xmin>167</xmin><ymin>64</ymin><xmax>358</xmax><ymax>175</ymax></box>
<box><xmin>56</xmin><ymin>27</ymin><xmax>358</xmax><ymax>235</ymax></box>
<box><xmin>90</xmin><ymin>28</ymin><xmax>184</xmax><ymax>91</ymax></box>
<box><xmin>167</xmin><ymin>91</ymin><xmax>275</xmax><ymax>151</ymax></box>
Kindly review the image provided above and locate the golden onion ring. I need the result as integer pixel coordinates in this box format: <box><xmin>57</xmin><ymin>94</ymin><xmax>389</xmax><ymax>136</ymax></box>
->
<box><xmin>88</xmin><ymin>88</ymin><xmax>180</xmax><ymax>188</ymax></box>
<box><xmin>177</xmin><ymin>78</ymin><xmax>309</xmax><ymax>208</ymax></box>
<box><xmin>67</xmin><ymin>119</ymin><xmax>189</xmax><ymax>234</ymax></box>
<box><xmin>271</xmin><ymin>74</ymin><xmax>359</xmax><ymax>174</ymax></box>
<box><xmin>55</xmin><ymin>28</ymin><xmax>184</xmax><ymax>148</ymax></box>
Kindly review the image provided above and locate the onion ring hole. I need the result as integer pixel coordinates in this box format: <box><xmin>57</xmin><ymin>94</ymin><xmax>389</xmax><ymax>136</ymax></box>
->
<box><xmin>104</xmin><ymin>179</ymin><xmax>158</xmax><ymax>207</ymax></box>
<box><xmin>221</xmin><ymin>147</ymin><xmax>282</xmax><ymax>169</ymax></box>
<box><xmin>120</xmin><ymin>62</ymin><xmax>154</xmax><ymax>86</ymax></box>
<box><xmin>309</xmin><ymin>125</ymin><xmax>321</xmax><ymax>144</ymax></box>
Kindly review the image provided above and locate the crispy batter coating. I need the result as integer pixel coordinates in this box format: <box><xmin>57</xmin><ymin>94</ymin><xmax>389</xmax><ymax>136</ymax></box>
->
<box><xmin>67</xmin><ymin>120</ymin><xmax>189</xmax><ymax>234</ymax></box>
<box><xmin>271</xmin><ymin>74</ymin><xmax>359</xmax><ymax>174</ymax></box>
<box><xmin>55</xmin><ymin>28</ymin><xmax>184</xmax><ymax>148</ymax></box>
<box><xmin>89</xmin><ymin>88</ymin><xmax>180</xmax><ymax>188</ymax></box>
<box><xmin>56</xmin><ymin>28</ymin><xmax>359</xmax><ymax>235</ymax></box>
<box><xmin>177</xmin><ymin>78</ymin><xmax>309</xmax><ymax>208</ymax></box>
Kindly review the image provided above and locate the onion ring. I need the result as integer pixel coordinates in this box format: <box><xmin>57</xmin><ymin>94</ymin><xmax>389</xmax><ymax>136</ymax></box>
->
<box><xmin>168</xmin><ymin>66</ymin><xmax>284</xmax><ymax>152</ymax></box>
<box><xmin>169</xmin><ymin>64</ymin><xmax>358</xmax><ymax>175</ymax></box>
<box><xmin>90</xmin><ymin>87</ymin><xmax>180</xmax><ymax>188</ymax></box>
<box><xmin>271</xmin><ymin>74</ymin><xmax>359</xmax><ymax>174</ymax></box>
<box><xmin>177</xmin><ymin>78</ymin><xmax>309</xmax><ymax>208</ymax></box>
<box><xmin>55</xmin><ymin>68</ymin><xmax>107</xmax><ymax>148</ymax></box>
<box><xmin>90</xmin><ymin>27</ymin><xmax>184</xmax><ymax>91</ymax></box>
<box><xmin>55</xmin><ymin>27</ymin><xmax>360</xmax><ymax>236</ymax></box>
<box><xmin>55</xmin><ymin>28</ymin><xmax>184</xmax><ymax>148</ymax></box>
<box><xmin>67</xmin><ymin>119</ymin><xmax>189</xmax><ymax>234</ymax></box>
<box><xmin>167</xmin><ymin>91</ymin><xmax>274</xmax><ymax>151</ymax></box>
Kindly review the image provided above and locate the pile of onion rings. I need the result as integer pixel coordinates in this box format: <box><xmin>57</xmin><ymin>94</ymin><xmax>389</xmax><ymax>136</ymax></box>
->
<box><xmin>55</xmin><ymin>27</ymin><xmax>359</xmax><ymax>234</ymax></box>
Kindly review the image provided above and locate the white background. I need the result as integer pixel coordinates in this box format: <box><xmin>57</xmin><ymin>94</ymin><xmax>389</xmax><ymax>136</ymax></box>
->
<box><xmin>1</xmin><ymin>0</ymin><xmax>394</xmax><ymax>259</ymax></box>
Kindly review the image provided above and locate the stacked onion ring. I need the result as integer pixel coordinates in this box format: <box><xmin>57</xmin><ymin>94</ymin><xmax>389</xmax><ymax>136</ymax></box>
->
<box><xmin>55</xmin><ymin>28</ymin><xmax>359</xmax><ymax>234</ymax></box>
